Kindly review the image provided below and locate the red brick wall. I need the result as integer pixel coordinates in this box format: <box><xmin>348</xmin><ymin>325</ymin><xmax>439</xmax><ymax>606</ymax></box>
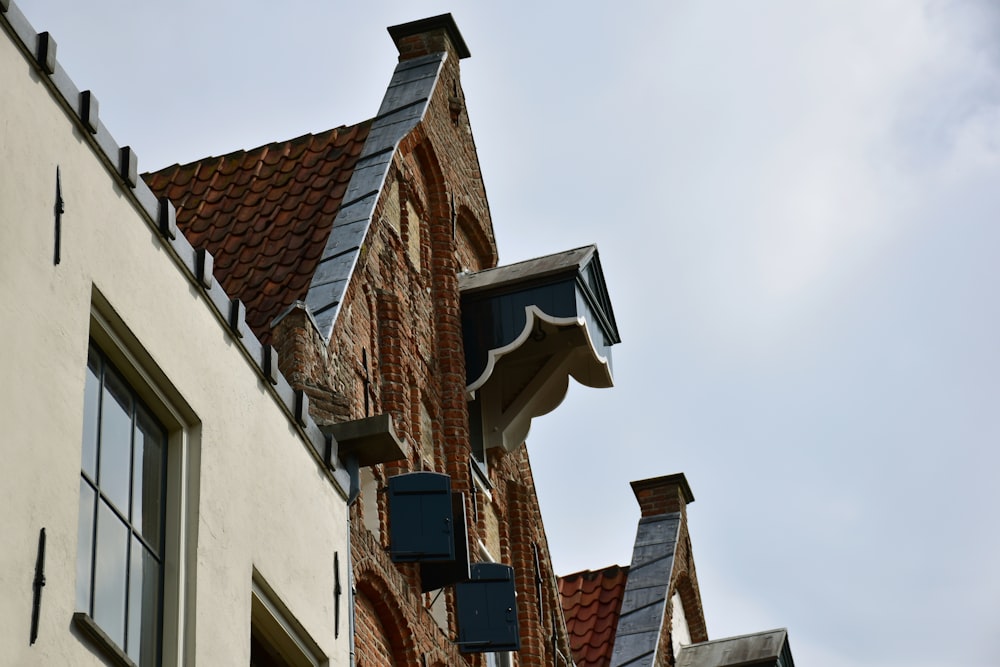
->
<box><xmin>651</xmin><ymin>525</ymin><xmax>709</xmax><ymax>666</ymax></box>
<box><xmin>355</xmin><ymin>589</ymin><xmax>400</xmax><ymax>666</ymax></box>
<box><xmin>353</xmin><ymin>523</ymin><xmax>468</xmax><ymax>665</ymax></box>
<box><xmin>504</xmin><ymin>463</ymin><xmax>576</xmax><ymax>666</ymax></box>
<box><xmin>272</xmin><ymin>25</ymin><xmax>571</xmax><ymax>667</ymax></box>
<box><xmin>670</xmin><ymin>530</ymin><xmax>708</xmax><ymax>645</ymax></box>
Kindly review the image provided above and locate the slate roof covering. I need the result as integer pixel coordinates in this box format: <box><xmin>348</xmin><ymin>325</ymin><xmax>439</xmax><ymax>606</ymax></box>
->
<box><xmin>676</xmin><ymin>628</ymin><xmax>793</xmax><ymax>667</ymax></box>
<box><xmin>144</xmin><ymin>122</ymin><xmax>371</xmax><ymax>343</ymax></box>
<box><xmin>559</xmin><ymin>565</ymin><xmax>629</xmax><ymax>667</ymax></box>
<box><xmin>458</xmin><ymin>245</ymin><xmax>599</xmax><ymax>294</ymax></box>
<box><xmin>611</xmin><ymin>512</ymin><xmax>683</xmax><ymax>667</ymax></box>
<box><xmin>303</xmin><ymin>51</ymin><xmax>446</xmax><ymax>338</ymax></box>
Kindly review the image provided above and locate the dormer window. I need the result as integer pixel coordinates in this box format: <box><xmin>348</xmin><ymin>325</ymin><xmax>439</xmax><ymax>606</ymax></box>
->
<box><xmin>460</xmin><ymin>245</ymin><xmax>620</xmax><ymax>455</ymax></box>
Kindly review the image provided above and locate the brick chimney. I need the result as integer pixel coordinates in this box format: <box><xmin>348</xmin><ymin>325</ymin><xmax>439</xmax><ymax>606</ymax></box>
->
<box><xmin>610</xmin><ymin>473</ymin><xmax>700</xmax><ymax>667</ymax></box>
<box><xmin>630</xmin><ymin>473</ymin><xmax>695</xmax><ymax>519</ymax></box>
<box><xmin>387</xmin><ymin>13</ymin><xmax>471</xmax><ymax>62</ymax></box>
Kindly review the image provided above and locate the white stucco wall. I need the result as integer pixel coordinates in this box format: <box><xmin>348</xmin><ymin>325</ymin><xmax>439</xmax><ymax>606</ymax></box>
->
<box><xmin>0</xmin><ymin>13</ymin><xmax>348</xmax><ymax>666</ymax></box>
<box><xmin>671</xmin><ymin>592</ymin><xmax>692</xmax><ymax>658</ymax></box>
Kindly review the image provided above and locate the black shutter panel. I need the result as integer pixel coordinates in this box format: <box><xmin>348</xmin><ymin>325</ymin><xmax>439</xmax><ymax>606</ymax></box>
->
<box><xmin>387</xmin><ymin>472</ymin><xmax>455</xmax><ymax>562</ymax></box>
<box><xmin>455</xmin><ymin>563</ymin><xmax>520</xmax><ymax>653</ymax></box>
<box><xmin>420</xmin><ymin>492</ymin><xmax>471</xmax><ymax>592</ymax></box>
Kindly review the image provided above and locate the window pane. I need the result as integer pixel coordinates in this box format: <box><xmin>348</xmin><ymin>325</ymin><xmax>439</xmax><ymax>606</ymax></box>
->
<box><xmin>127</xmin><ymin>537</ymin><xmax>160</xmax><ymax>667</ymax></box>
<box><xmin>469</xmin><ymin>399</ymin><xmax>486</xmax><ymax>466</ymax></box>
<box><xmin>99</xmin><ymin>368</ymin><xmax>134</xmax><ymax>514</ymax></box>
<box><xmin>133</xmin><ymin>406</ymin><xmax>164</xmax><ymax>554</ymax></box>
<box><xmin>93</xmin><ymin>500</ymin><xmax>129</xmax><ymax>646</ymax></box>
<box><xmin>76</xmin><ymin>479</ymin><xmax>96</xmax><ymax>612</ymax></box>
<box><xmin>82</xmin><ymin>348</ymin><xmax>101</xmax><ymax>479</ymax></box>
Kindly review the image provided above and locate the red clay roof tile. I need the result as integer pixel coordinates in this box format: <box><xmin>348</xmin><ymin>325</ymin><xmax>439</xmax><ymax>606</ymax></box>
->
<box><xmin>144</xmin><ymin>120</ymin><xmax>372</xmax><ymax>344</ymax></box>
<box><xmin>559</xmin><ymin>565</ymin><xmax>629</xmax><ymax>667</ymax></box>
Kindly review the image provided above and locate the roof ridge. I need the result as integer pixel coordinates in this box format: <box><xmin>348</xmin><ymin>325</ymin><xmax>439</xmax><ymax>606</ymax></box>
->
<box><xmin>141</xmin><ymin>121</ymin><xmax>371</xmax><ymax>177</ymax></box>
<box><xmin>683</xmin><ymin>628</ymin><xmax>788</xmax><ymax>646</ymax></box>
<box><xmin>560</xmin><ymin>564</ymin><xmax>629</xmax><ymax>580</ymax></box>
<box><xmin>467</xmin><ymin>244</ymin><xmax>596</xmax><ymax>278</ymax></box>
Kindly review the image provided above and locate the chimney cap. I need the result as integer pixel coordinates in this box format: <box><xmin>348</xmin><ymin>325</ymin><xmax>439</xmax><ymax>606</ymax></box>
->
<box><xmin>387</xmin><ymin>13</ymin><xmax>471</xmax><ymax>59</ymax></box>
<box><xmin>630</xmin><ymin>472</ymin><xmax>695</xmax><ymax>505</ymax></box>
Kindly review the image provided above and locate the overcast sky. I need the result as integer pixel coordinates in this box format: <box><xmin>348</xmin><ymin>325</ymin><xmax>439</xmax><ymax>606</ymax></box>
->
<box><xmin>17</xmin><ymin>1</ymin><xmax>1000</xmax><ymax>666</ymax></box>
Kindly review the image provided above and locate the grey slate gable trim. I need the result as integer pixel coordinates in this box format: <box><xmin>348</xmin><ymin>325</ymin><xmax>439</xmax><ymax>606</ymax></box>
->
<box><xmin>297</xmin><ymin>51</ymin><xmax>448</xmax><ymax>340</ymax></box>
<box><xmin>675</xmin><ymin>628</ymin><xmax>792</xmax><ymax>667</ymax></box>
<box><xmin>0</xmin><ymin>1</ymin><xmax>350</xmax><ymax>499</ymax></box>
<box><xmin>610</xmin><ymin>512</ymin><xmax>682</xmax><ymax>667</ymax></box>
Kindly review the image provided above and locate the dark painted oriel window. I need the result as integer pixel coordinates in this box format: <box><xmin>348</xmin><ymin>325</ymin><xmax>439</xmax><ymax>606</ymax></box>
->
<box><xmin>76</xmin><ymin>343</ymin><xmax>166</xmax><ymax>666</ymax></box>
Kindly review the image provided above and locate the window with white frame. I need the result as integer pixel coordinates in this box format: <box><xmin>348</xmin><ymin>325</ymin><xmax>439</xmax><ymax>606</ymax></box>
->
<box><xmin>250</xmin><ymin>574</ymin><xmax>326</xmax><ymax>667</ymax></box>
<box><xmin>76</xmin><ymin>342</ymin><xmax>166</xmax><ymax>666</ymax></box>
<box><xmin>486</xmin><ymin>649</ymin><xmax>513</xmax><ymax>667</ymax></box>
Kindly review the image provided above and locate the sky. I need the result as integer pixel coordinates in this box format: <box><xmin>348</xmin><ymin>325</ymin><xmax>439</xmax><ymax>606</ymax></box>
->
<box><xmin>16</xmin><ymin>1</ymin><xmax>1000</xmax><ymax>666</ymax></box>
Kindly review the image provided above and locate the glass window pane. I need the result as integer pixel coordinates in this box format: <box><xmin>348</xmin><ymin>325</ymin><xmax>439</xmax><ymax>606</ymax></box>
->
<box><xmin>75</xmin><ymin>479</ymin><xmax>96</xmax><ymax>612</ymax></box>
<box><xmin>82</xmin><ymin>348</ymin><xmax>101</xmax><ymax>479</ymax></box>
<box><xmin>99</xmin><ymin>368</ymin><xmax>134</xmax><ymax>513</ymax></box>
<box><xmin>133</xmin><ymin>406</ymin><xmax>164</xmax><ymax>554</ymax></box>
<box><xmin>93</xmin><ymin>500</ymin><xmax>129</xmax><ymax>647</ymax></box>
<box><xmin>127</xmin><ymin>537</ymin><xmax>160</xmax><ymax>667</ymax></box>
<box><xmin>469</xmin><ymin>399</ymin><xmax>485</xmax><ymax>466</ymax></box>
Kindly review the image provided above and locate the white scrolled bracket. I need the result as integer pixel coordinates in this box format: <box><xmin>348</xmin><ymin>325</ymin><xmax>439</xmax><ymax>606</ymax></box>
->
<box><xmin>467</xmin><ymin>305</ymin><xmax>614</xmax><ymax>452</ymax></box>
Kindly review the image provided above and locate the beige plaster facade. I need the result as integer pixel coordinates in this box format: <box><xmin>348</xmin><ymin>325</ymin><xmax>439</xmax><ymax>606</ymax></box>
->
<box><xmin>0</xmin><ymin>7</ymin><xmax>349</xmax><ymax>666</ymax></box>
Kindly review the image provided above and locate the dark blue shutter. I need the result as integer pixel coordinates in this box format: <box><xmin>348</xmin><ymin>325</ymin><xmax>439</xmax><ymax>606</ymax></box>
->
<box><xmin>387</xmin><ymin>472</ymin><xmax>455</xmax><ymax>562</ymax></box>
<box><xmin>420</xmin><ymin>492</ymin><xmax>471</xmax><ymax>592</ymax></box>
<box><xmin>455</xmin><ymin>563</ymin><xmax>520</xmax><ymax>653</ymax></box>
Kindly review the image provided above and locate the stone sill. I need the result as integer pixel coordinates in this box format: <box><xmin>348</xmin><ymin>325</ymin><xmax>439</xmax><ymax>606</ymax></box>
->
<box><xmin>72</xmin><ymin>612</ymin><xmax>138</xmax><ymax>667</ymax></box>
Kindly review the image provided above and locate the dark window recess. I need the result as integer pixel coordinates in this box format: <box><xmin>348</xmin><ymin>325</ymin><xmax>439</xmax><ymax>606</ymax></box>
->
<box><xmin>468</xmin><ymin>462</ymin><xmax>480</xmax><ymax>524</ymax></box>
<box><xmin>420</xmin><ymin>493</ymin><xmax>471</xmax><ymax>592</ymax></box>
<box><xmin>361</xmin><ymin>348</ymin><xmax>372</xmax><ymax>417</ymax></box>
<box><xmin>387</xmin><ymin>472</ymin><xmax>455</xmax><ymax>562</ymax></box>
<box><xmin>455</xmin><ymin>563</ymin><xmax>520</xmax><ymax>654</ymax></box>
<box><xmin>468</xmin><ymin>398</ymin><xmax>487</xmax><ymax>477</ymax></box>
<box><xmin>250</xmin><ymin>631</ymin><xmax>288</xmax><ymax>667</ymax></box>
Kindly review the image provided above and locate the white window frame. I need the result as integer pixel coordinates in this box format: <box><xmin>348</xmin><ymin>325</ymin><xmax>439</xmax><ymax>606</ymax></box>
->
<box><xmin>74</xmin><ymin>297</ymin><xmax>198</xmax><ymax>666</ymax></box>
<box><xmin>250</xmin><ymin>571</ymin><xmax>327</xmax><ymax>667</ymax></box>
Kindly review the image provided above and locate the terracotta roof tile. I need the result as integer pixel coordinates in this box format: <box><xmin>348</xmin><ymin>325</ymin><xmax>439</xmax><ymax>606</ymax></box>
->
<box><xmin>559</xmin><ymin>565</ymin><xmax>629</xmax><ymax>667</ymax></box>
<box><xmin>144</xmin><ymin>120</ymin><xmax>372</xmax><ymax>344</ymax></box>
